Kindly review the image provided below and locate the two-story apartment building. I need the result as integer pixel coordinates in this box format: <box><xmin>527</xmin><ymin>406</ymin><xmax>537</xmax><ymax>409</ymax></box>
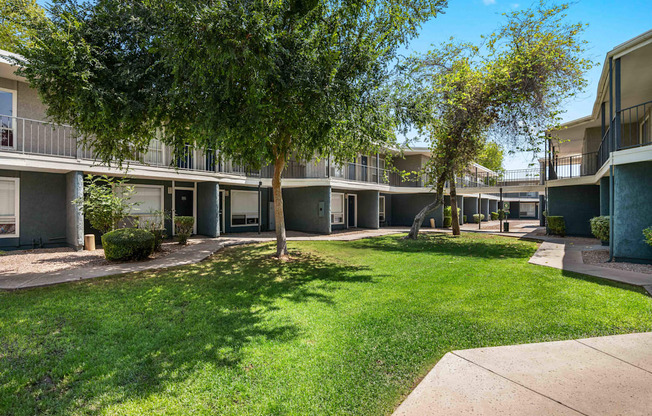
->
<box><xmin>0</xmin><ymin>48</ymin><xmax>543</xmax><ymax>251</ymax></box>
<box><xmin>546</xmin><ymin>30</ymin><xmax>652</xmax><ymax>262</ymax></box>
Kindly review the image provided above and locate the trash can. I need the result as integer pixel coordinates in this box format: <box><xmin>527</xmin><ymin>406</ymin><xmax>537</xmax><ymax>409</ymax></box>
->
<box><xmin>503</xmin><ymin>222</ymin><xmax>510</xmax><ymax>232</ymax></box>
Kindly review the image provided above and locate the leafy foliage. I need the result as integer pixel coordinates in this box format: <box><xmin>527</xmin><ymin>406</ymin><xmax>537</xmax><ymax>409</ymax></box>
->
<box><xmin>73</xmin><ymin>175</ymin><xmax>137</xmax><ymax>234</ymax></box>
<box><xmin>491</xmin><ymin>212</ymin><xmax>499</xmax><ymax>220</ymax></box>
<box><xmin>139</xmin><ymin>210</ymin><xmax>170</xmax><ymax>251</ymax></box>
<box><xmin>473</xmin><ymin>214</ymin><xmax>485</xmax><ymax>223</ymax></box>
<box><xmin>643</xmin><ymin>227</ymin><xmax>652</xmax><ymax>247</ymax></box>
<box><xmin>547</xmin><ymin>216</ymin><xmax>566</xmax><ymax>237</ymax></box>
<box><xmin>174</xmin><ymin>216</ymin><xmax>194</xmax><ymax>245</ymax></box>
<box><xmin>0</xmin><ymin>0</ymin><xmax>45</xmax><ymax>52</ymax></box>
<box><xmin>476</xmin><ymin>141</ymin><xmax>504</xmax><ymax>172</ymax></box>
<box><xmin>590</xmin><ymin>216</ymin><xmax>610</xmax><ymax>242</ymax></box>
<box><xmin>18</xmin><ymin>0</ymin><xmax>446</xmax><ymax>256</ymax></box>
<box><xmin>101</xmin><ymin>228</ymin><xmax>154</xmax><ymax>261</ymax></box>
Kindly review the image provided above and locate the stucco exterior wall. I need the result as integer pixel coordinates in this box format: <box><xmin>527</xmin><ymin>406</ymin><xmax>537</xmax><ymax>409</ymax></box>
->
<box><xmin>481</xmin><ymin>198</ymin><xmax>490</xmax><ymax>221</ymax></box>
<box><xmin>282</xmin><ymin>186</ymin><xmax>330</xmax><ymax>234</ymax></box>
<box><xmin>357</xmin><ymin>190</ymin><xmax>379</xmax><ymax>229</ymax></box>
<box><xmin>547</xmin><ymin>185</ymin><xmax>600</xmax><ymax>237</ymax></box>
<box><xmin>613</xmin><ymin>161</ymin><xmax>652</xmax><ymax>261</ymax></box>
<box><xmin>197</xmin><ymin>182</ymin><xmax>220</xmax><ymax>237</ymax></box>
<box><xmin>600</xmin><ymin>176</ymin><xmax>610</xmax><ymax>216</ymax></box>
<box><xmin>463</xmin><ymin>196</ymin><xmax>478</xmax><ymax>221</ymax></box>
<box><xmin>390</xmin><ymin>193</ymin><xmax>443</xmax><ymax>228</ymax></box>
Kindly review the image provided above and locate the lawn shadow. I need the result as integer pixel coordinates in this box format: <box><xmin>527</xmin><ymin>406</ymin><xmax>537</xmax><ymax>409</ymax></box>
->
<box><xmin>0</xmin><ymin>243</ymin><xmax>378</xmax><ymax>414</ymax></box>
<box><xmin>349</xmin><ymin>233</ymin><xmax>536</xmax><ymax>260</ymax></box>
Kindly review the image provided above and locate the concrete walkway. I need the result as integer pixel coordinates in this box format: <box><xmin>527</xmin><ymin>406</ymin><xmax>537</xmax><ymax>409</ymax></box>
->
<box><xmin>528</xmin><ymin>237</ymin><xmax>652</xmax><ymax>292</ymax></box>
<box><xmin>394</xmin><ymin>332</ymin><xmax>652</xmax><ymax>416</ymax></box>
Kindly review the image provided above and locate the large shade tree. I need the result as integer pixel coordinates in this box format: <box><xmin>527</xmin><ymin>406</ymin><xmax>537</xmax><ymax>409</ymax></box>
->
<box><xmin>400</xmin><ymin>2</ymin><xmax>592</xmax><ymax>239</ymax></box>
<box><xmin>17</xmin><ymin>0</ymin><xmax>446</xmax><ymax>258</ymax></box>
<box><xmin>0</xmin><ymin>0</ymin><xmax>45</xmax><ymax>52</ymax></box>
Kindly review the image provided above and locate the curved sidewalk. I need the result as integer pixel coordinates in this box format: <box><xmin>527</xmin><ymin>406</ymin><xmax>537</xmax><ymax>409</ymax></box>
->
<box><xmin>394</xmin><ymin>332</ymin><xmax>652</xmax><ymax>416</ymax></box>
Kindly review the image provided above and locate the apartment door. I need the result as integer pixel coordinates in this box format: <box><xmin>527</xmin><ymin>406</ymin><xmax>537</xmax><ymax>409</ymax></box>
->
<box><xmin>219</xmin><ymin>189</ymin><xmax>225</xmax><ymax>234</ymax></box>
<box><xmin>175</xmin><ymin>188</ymin><xmax>195</xmax><ymax>233</ymax></box>
<box><xmin>347</xmin><ymin>194</ymin><xmax>357</xmax><ymax>228</ymax></box>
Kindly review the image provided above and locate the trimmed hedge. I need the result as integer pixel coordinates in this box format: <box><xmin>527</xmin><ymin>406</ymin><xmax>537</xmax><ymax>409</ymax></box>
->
<box><xmin>175</xmin><ymin>216</ymin><xmax>195</xmax><ymax>245</ymax></box>
<box><xmin>473</xmin><ymin>214</ymin><xmax>485</xmax><ymax>223</ymax></box>
<box><xmin>443</xmin><ymin>216</ymin><xmax>452</xmax><ymax>227</ymax></box>
<box><xmin>547</xmin><ymin>216</ymin><xmax>566</xmax><ymax>236</ymax></box>
<box><xmin>590</xmin><ymin>216</ymin><xmax>609</xmax><ymax>242</ymax></box>
<box><xmin>490</xmin><ymin>212</ymin><xmax>499</xmax><ymax>220</ymax></box>
<box><xmin>101</xmin><ymin>228</ymin><xmax>154</xmax><ymax>261</ymax></box>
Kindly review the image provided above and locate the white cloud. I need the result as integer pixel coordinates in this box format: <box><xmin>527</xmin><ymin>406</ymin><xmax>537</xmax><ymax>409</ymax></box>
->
<box><xmin>511</xmin><ymin>3</ymin><xmax>520</xmax><ymax>8</ymax></box>
<box><xmin>482</xmin><ymin>0</ymin><xmax>496</xmax><ymax>5</ymax></box>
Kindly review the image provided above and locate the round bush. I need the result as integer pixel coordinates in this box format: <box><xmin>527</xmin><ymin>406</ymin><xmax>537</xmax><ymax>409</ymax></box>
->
<box><xmin>590</xmin><ymin>216</ymin><xmax>609</xmax><ymax>241</ymax></box>
<box><xmin>473</xmin><ymin>213</ymin><xmax>485</xmax><ymax>223</ymax></box>
<box><xmin>490</xmin><ymin>211</ymin><xmax>499</xmax><ymax>220</ymax></box>
<box><xmin>547</xmin><ymin>216</ymin><xmax>566</xmax><ymax>237</ymax></box>
<box><xmin>443</xmin><ymin>216</ymin><xmax>452</xmax><ymax>227</ymax></box>
<box><xmin>101</xmin><ymin>228</ymin><xmax>155</xmax><ymax>261</ymax></box>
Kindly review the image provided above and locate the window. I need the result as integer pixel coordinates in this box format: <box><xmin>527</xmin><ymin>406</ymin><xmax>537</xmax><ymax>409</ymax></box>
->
<box><xmin>379</xmin><ymin>196</ymin><xmax>386</xmax><ymax>223</ymax></box>
<box><xmin>122</xmin><ymin>185</ymin><xmax>164</xmax><ymax>227</ymax></box>
<box><xmin>641</xmin><ymin>114</ymin><xmax>650</xmax><ymax>145</ymax></box>
<box><xmin>143</xmin><ymin>139</ymin><xmax>165</xmax><ymax>166</ymax></box>
<box><xmin>0</xmin><ymin>178</ymin><xmax>19</xmax><ymax>237</ymax></box>
<box><xmin>331</xmin><ymin>192</ymin><xmax>345</xmax><ymax>224</ymax></box>
<box><xmin>231</xmin><ymin>190</ymin><xmax>259</xmax><ymax>226</ymax></box>
<box><xmin>0</xmin><ymin>88</ymin><xmax>16</xmax><ymax>149</ymax></box>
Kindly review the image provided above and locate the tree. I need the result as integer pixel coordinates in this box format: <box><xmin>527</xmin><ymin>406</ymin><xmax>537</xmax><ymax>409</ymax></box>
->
<box><xmin>402</xmin><ymin>1</ymin><xmax>592</xmax><ymax>239</ymax></box>
<box><xmin>476</xmin><ymin>141</ymin><xmax>504</xmax><ymax>173</ymax></box>
<box><xmin>0</xmin><ymin>0</ymin><xmax>45</xmax><ymax>53</ymax></box>
<box><xmin>74</xmin><ymin>175</ymin><xmax>137</xmax><ymax>235</ymax></box>
<box><xmin>18</xmin><ymin>0</ymin><xmax>446</xmax><ymax>258</ymax></box>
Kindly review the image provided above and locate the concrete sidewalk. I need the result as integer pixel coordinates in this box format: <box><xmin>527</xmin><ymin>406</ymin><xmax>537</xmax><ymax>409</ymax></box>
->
<box><xmin>394</xmin><ymin>332</ymin><xmax>652</xmax><ymax>416</ymax></box>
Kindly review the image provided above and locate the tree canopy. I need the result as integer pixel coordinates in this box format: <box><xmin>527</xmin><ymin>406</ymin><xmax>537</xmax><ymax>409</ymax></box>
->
<box><xmin>18</xmin><ymin>0</ymin><xmax>447</xmax><ymax>257</ymax></box>
<box><xmin>0</xmin><ymin>0</ymin><xmax>45</xmax><ymax>53</ymax></box>
<box><xmin>400</xmin><ymin>1</ymin><xmax>593</xmax><ymax>238</ymax></box>
<box><xmin>476</xmin><ymin>141</ymin><xmax>504</xmax><ymax>173</ymax></box>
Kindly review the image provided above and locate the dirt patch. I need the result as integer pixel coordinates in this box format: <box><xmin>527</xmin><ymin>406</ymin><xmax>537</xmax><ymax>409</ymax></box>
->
<box><xmin>582</xmin><ymin>250</ymin><xmax>652</xmax><ymax>275</ymax></box>
<box><xmin>0</xmin><ymin>239</ymin><xmax>201</xmax><ymax>275</ymax></box>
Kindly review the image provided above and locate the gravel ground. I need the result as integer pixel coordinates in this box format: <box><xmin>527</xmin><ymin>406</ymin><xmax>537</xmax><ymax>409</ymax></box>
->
<box><xmin>0</xmin><ymin>239</ymin><xmax>200</xmax><ymax>275</ymax></box>
<box><xmin>582</xmin><ymin>250</ymin><xmax>652</xmax><ymax>275</ymax></box>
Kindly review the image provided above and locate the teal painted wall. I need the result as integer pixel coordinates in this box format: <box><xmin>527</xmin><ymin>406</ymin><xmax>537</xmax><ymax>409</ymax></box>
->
<box><xmin>389</xmin><ymin>193</ymin><xmax>444</xmax><ymax>228</ymax></box>
<box><xmin>463</xmin><ymin>196</ymin><xmax>478</xmax><ymax>221</ymax></box>
<box><xmin>547</xmin><ymin>185</ymin><xmax>600</xmax><ymax>237</ymax></box>
<box><xmin>600</xmin><ymin>176</ymin><xmax>610</xmax><ymax>216</ymax></box>
<box><xmin>613</xmin><ymin>162</ymin><xmax>652</xmax><ymax>262</ymax></box>
<box><xmin>283</xmin><ymin>186</ymin><xmax>330</xmax><ymax>234</ymax></box>
<box><xmin>0</xmin><ymin>170</ymin><xmax>69</xmax><ymax>250</ymax></box>
<box><xmin>357</xmin><ymin>190</ymin><xmax>379</xmax><ymax>229</ymax></box>
<box><xmin>197</xmin><ymin>182</ymin><xmax>219</xmax><ymax>237</ymax></box>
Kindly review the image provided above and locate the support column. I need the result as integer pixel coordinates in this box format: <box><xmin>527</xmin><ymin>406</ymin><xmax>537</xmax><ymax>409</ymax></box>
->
<box><xmin>481</xmin><ymin>198</ymin><xmax>490</xmax><ymax>222</ymax></box>
<box><xmin>197</xmin><ymin>182</ymin><xmax>220</xmax><ymax>237</ymax></box>
<box><xmin>463</xmin><ymin>196</ymin><xmax>478</xmax><ymax>223</ymax></box>
<box><xmin>489</xmin><ymin>200</ymin><xmax>498</xmax><ymax>218</ymax></box>
<box><xmin>66</xmin><ymin>171</ymin><xmax>84</xmax><ymax>250</ymax></box>
<box><xmin>357</xmin><ymin>190</ymin><xmax>380</xmax><ymax>229</ymax></box>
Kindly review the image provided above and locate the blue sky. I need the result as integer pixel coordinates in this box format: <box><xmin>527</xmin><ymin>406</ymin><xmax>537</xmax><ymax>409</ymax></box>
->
<box><xmin>402</xmin><ymin>0</ymin><xmax>652</xmax><ymax>169</ymax></box>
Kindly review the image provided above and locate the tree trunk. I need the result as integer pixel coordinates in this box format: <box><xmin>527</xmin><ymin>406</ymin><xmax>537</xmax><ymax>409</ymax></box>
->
<box><xmin>272</xmin><ymin>153</ymin><xmax>289</xmax><ymax>258</ymax></box>
<box><xmin>450</xmin><ymin>173</ymin><xmax>461</xmax><ymax>236</ymax></box>
<box><xmin>406</xmin><ymin>171</ymin><xmax>447</xmax><ymax>239</ymax></box>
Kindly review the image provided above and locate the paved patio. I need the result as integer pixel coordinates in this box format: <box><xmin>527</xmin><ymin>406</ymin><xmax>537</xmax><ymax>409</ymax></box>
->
<box><xmin>394</xmin><ymin>332</ymin><xmax>652</xmax><ymax>416</ymax></box>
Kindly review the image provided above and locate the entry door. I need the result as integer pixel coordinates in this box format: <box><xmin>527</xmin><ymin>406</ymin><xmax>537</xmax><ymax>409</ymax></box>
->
<box><xmin>347</xmin><ymin>194</ymin><xmax>357</xmax><ymax>228</ymax></box>
<box><xmin>219</xmin><ymin>190</ymin><xmax>225</xmax><ymax>234</ymax></box>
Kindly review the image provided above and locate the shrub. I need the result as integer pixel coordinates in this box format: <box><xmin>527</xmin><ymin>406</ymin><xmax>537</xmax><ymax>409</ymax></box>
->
<box><xmin>547</xmin><ymin>216</ymin><xmax>566</xmax><ymax>236</ymax></box>
<box><xmin>643</xmin><ymin>227</ymin><xmax>652</xmax><ymax>247</ymax></box>
<box><xmin>490</xmin><ymin>211</ymin><xmax>499</xmax><ymax>220</ymax></box>
<box><xmin>139</xmin><ymin>210</ymin><xmax>171</xmax><ymax>251</ymax></box>
<box><xmin>175</xmin><ymin>216</ymin><xmax>195</xmax><ymax>245</ymax></box>
<box><xmin>590</xmin><ymin>216</ymin><xmax>609</xmax><ymax>242</ymax></box>
<box><xmin>497</xmin><ymin>209</ymin><xmax>507</xmax><ymax>220</ymax></box>
<box><xmin>463</xmin><ymin>215</ymin><xmax>467</xmax><ymax>223</ymax></box>
<box><xmin>73</xmin><ymin>175</ymin><xmax>138</xmax><ymax>234</ymax></box>
<box><xmin>444</xmin><ymin>206</ymin><xmax>461</xmax><ymax>217</ymax></box>
<box><xmin>101</xmin><ymin>228</ymin><xmax>154</xmax><ymax>261</ymax></box>
<box><xmin>443</xmin><ymin>216</ymin><xmax>452</xmax><ymax>227</ymax></box>
<box><xmin>473</xmin><ymin>214</ymin><xmax>485</xmax><ymax>223</ymax></box>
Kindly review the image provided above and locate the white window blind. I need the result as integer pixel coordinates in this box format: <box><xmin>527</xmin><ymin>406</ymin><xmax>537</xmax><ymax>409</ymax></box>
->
<box><xmin>331</xmin><ymin>193</ymin><xmax>344</xmax><ymax>225</ymax></box>
<box><xmin>0</xmin><ymin>178</ymin><xmax>18</xmax><ymax>237</ymax></box>
<box><xmin>379</xmin><ymin>196</ymin><xmax>385</xmax><ymax>222</ymax></box>
<box><xmin>131</xmin><ymin>186</ymin><xmax>163</xmax><ymax>215</ymax></box>
<box><xmin>231</xmin><ymin>190</ymin><xmax>259</xmax><ymax>226</ymax></box>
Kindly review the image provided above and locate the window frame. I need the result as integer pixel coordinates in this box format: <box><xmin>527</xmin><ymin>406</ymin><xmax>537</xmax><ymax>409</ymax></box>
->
<box><xmin>379</xmin><ymin>195</ymin><xmax>386</xmax><ymax>223</ymax></box>
<box><xmin>331</xmin><ymin>192</ymin><xmax>345</xmax><ymax>225</ymax></box>
<box><xmin>121</xmin><ymin>184</ymin><xmax>165</xmax><ymax>227</ymax></box>
<box><xmin>230</xmin><ymin>189</ymin><xmax>260</xmax><ymax>227</ymax></box>
<box><xmin>0</xmin><ymin>87</ymin><xmax>18</xmax><ymax>150</ymax></box>
<box><xmin>0</xmin><ymin>177</ymin><xmax>19</xmax><ymax>238</ymax></box>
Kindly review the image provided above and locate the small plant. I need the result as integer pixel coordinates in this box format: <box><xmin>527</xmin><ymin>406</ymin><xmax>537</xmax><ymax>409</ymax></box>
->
<box><xmin>643</xmin><ymin>227</ymin><xmax>652</xmax><ymax>247</ymax></box>
<box><xmin>497</xmin><ymin>209</ymin><xmax>507</xmax><ymax>220</ymax></box>
<box><xmin>546</xmin><ymin>216</ymin><xmax>565</xmax><ymax>236</ymax></box>
<box><xmin>473</xmin><ymin>214</ymin><xmax>485</xmax><ymax>223</ymax></box>
<box><xmin>175</xmin><ymin>216</ymin><xmax>195</xmax><ymax>245</ymax></box>
<box><xmin>590</xmin><ymin>216</ymin><xmax>609</xmax><ymax>242</ymax></box>
<box><xmin>139</xmin><ymin>210</ymin><xmax>171</xmax><ymax>251</ymax></box>
<box><xmin>463</xmin><ymin>215</ymin><xmax>467</xmax><ymax>223</ymax></box>
<box><xmin>443</xmin><ymin>216</ymin><xmax>452</xmax><ymax>227</ymax></box>
<box><xmin>73</xmin><ymin>175</ymin><xmax>138</xmax><ymax>234</ymax></box>
<box><xmin>490</xmin><ymin>211</ymin><xmax>499</xmax><ymax>220</ymax></box>
<box><xmin>101</xmin><ymin>228</ymin><xmax>155</xmax><ymax>261</ymax></box>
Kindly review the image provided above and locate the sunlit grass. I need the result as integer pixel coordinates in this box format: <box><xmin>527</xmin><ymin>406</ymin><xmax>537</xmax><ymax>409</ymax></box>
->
<box><xmin>1</xmin><ymin>233</ymin><xmax>651</xmax><ymax>415</ymax></box>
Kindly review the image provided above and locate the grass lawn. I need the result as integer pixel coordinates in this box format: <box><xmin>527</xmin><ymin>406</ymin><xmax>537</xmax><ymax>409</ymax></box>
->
<box><xmin>1</xmin><ymin>233</ymin><xmax>651</xmax><ymax>415</ymax></box>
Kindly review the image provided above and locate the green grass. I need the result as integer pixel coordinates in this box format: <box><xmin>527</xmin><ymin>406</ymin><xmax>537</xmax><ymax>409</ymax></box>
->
<box><xmin>1</xmin><ymin>233</ymin><xmax>651</xmax><ymax>415</ymax></box>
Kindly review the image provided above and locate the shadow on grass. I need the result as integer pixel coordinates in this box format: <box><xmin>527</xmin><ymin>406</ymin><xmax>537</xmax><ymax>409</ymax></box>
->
<box><xmin>558</xmin><ymin>269</ymin><xmax>650</xmax><ymax>296</ymax></box>
<box><xmin>0</xmin><ymin>243</ymin><xmax>377</xmax><ymax>414</ymax></box>
<box><xmin>349</xmin><ymin>233</ymin><xmax>536</xmax><ymax>260</ymax></box>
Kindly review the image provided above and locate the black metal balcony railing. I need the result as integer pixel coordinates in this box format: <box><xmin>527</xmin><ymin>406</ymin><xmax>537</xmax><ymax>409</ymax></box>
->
<box><xmin>547</xmin><ymin>152</ymin><xmax>599</xmax><ymax>180</ymax></box>
<box><xmin>457</xmin><ymin>168</ymin><xmax>542</xmax><ymax>188</ymax></box>
<box><xmin>619</xmin><ymin>100</ymin><xmax>652</xmax><ymax>151</ymax></box>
